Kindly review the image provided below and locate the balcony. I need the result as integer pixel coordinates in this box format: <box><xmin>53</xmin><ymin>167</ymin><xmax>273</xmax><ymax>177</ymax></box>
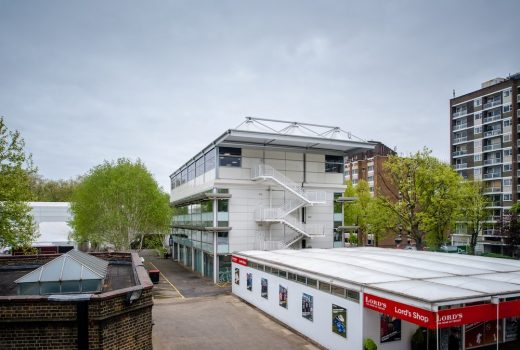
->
<box><xmin>483</xmin><ymin>158</ymin><xmax>502</xmax><ymax>166</ymax></box>
<box><xmin>488</xmin><ymin>201</ymin><xmax>502</xmax><ymax>207</ymax></box>
<box><xmin>453</xmin><ymin>110</ymin><xmax>467</xmax><ymax>118</ymax></box>
<box><xmin>453</xmin><ymin>123</ymin><xmax>468</xmax><ymax>131</ymax></box>
<box><xmin>483</xmin><ymin>129</ymin><xmax>501</xmax><ymax>138</ymax></box>
<box><xmin>483</xmin><ymin>144</ymin><xmax>501</xmax><ymax>152</ymax></box>
<box><xmin>483</xmin><ymin>172</ymin><xmax>501</xmax><ymax>179</ymax></box>
<box><xmin>483</xmin><ymin>115</ymin><xmax>501</xmax><ymax>124</ymax></box>
<box><xmin>454</xmin><ymin>163</ymin><xmax>468</xmax><ymax>170</ymax></box>
<box><xmin>452</xmin><ymin>150</ymin><xmax>467</xmax><ymax>157</ymax></box>
<box><xmin>483</xmin><ymin>100</ymin><xmax>501</xmax><ymax>109</ymax></box>
<box><xmin>483</xmin><ymin>187</ymin><xmax>501</xmax><ymax>194</ymax></box>
<box><xmin>453</xmin><ymin>136</ymin><xmax>468</xmax><ymax>144</ymax></box>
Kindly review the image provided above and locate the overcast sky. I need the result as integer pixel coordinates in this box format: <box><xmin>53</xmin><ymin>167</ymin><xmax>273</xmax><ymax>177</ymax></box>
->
<box><xmin>1</xmin><ymin>0</ymin><xmax>519</xmax><ymax>190</ymax></box>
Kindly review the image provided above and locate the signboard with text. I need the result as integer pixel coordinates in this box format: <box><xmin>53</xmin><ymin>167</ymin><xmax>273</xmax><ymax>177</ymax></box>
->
<box><xmin>231</xmin><ymin>255</ymin><xmax>248</xmax><ymax>266</ymax></box>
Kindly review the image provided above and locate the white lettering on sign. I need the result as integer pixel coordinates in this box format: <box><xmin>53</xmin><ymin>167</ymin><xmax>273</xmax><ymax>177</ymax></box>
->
<box><xmin>439</xmin><ymin>313</ymin><xmax>463</xmax><ymax>323</ymax></box>
<box><xmin>413</xmin><ymin>312</ymin><xmax>429</xmax><ymax>323</ymax></box>
<box><xmin>365</xmin><ymin>296</ymin><xmax>387</xmax><ymax>310</ymax></box>
<box><xmin>394</xmin><ymin>307</ymin><xmax>412</xmax><ymax>318</ymax></box>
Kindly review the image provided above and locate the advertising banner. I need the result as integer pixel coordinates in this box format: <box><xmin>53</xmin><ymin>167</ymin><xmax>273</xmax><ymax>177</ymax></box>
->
<box><xmin>246</xmin><ymin>273</ymin><xmax>252</xmax><ymax>291</ymax></box>
<box><xmin>465</xmin><ymin>321</ymin><xmax>502</xmax><ymax>349</ymax></box>
<box><xmin>363</xmin><ymin>293</ymin><xmax>434</xmax><ymax>328</ymax></box>
<box><xmin>380</xmin><ymin>314</ymin><xmax>401</xmax><ymax>343</ymax></box>
<box><xmin>231</xmin><ymin>255</ymin><xmax>248</xmax><ymax>266</ymax></box>
<box><xmin>279</xmin><ymin>285</ymin><xmax>288</xmax><ymax>308</ymax></box>
<box><xmin>261</xmin><ymin>278</ymin><xmax>268</xmax><ymax>299</ymax></box>
<box><xmin>332</xmin><ymin>304</ymin><xmax>347</xmax><ymax>338</ymax></box>
<box><xmin>437</xmin><ymin>303</ymin><xmax>497</xmax><ymax>328</ymax></box>
<box><xmin>234</xmin><ymin>267</ymin><xmax>240</xmax><ymax>285</ymax></box>
<box><xmin>302</xmin><ymin>293</ymin><xmax>313</xmax><ymax>321</ymax></box>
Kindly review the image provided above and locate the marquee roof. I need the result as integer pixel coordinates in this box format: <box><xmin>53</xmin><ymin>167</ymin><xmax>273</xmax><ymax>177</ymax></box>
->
<box><xmin>234</xmin><ymin>248</ymin><xmax>520</xmax><ymax>307</ymax></box>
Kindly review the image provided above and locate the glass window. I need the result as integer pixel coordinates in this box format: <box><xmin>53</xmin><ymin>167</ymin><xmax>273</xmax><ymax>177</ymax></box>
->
<box><xmin>187</xmin><ymin>163</ymin><xmax>195</xmax><ymax>181</ymax></box>
<box><xmin>333</xmin><ymin>193</ymin><xmax>342</xmax><ymax>214</ymax></box>
<box><xmin>61</xmin><ymin>281</ymin><xmax>81</xmax><ymax>293</ymax></box>
<box><xmin>181</xmin><ymin>169</ymin><xmax>187</xmax><ymax>184</ymax></box>
<box><xmin>504</xmin><ymin>149</ymin><xmax>513</xmax><ymax>157</ymax></box>
<box><xmin>474</xmin><ymin>154</ymin><xmax>481</xmax><ymax>161</ymax></box>
<box><xmin>41</xmin><ymin>282</ymin><xmax>61</xmax><ymax>294</ymax></box>
<box><xmin>331</xmin><ymin>285</ymin><xmax>345</xmax><ymax>297</ymax></box>
<box><xmin>347</xmin><ymin>289</ymin><xmax>360</xmax><ymax>302</ymax></box>
<box><xmin>278</xmin><ymin>270</ymin><xmax>287</xmax><ymax>279</ymax></box>
<box><xmin>474</xmin><ymin>98</ymin><xmax>482</xmax><ymax>107</ymax></box>
<box><xmin>205</xmin><ymin>148</ymin><xmax>216</xmax><ymax>171</ymax></box>
<box><xmin>288</xmin><ymin>272</ymin><xmax>296</xmax><ymax>280</ymax></box>
<box><xmin>219</xmin><ymin>147</ymin><xmax>241</xmax><ymax>167</ymax></box>
<box><xmin>19</xmin><ymin>282</ymin><xmax>40</xmax><ymax>295</ymax></box>
<box><xmin>296</xmin><ymin>275</ymin><xmax>306</xmax><ymax>284</ymax></box>
<box><xmin>504</xmin><ymin>105</ymin><xmax>512</xmax><ymax>113</ymax></box>
<box><xmin>504</xmin><ymin>164</ymin><xmax>512</xmax><ymax>172</ymax></box>
<box><xmin>325</xmin><ymin>155</ymin><xmax>344</xmax><ymax>173</ymax></box>
<box><xmin>82</xmin><ymin>280</ymin><xmax>100</xmax><ymax>292</ymax></box>
<box><xmin>319</xmin><ymin>282</ymin><xmax>331</xmax><ymax>293</ymax></box>
<box><xmin>504</xmin><ymin>194</ymin><xmax>512</xmax><ymax>201</ymax></box>
<box><xmin>195</xmin><ymin>156</ymin><xmax>204</xmax><ymax>177</ymax></box>
<box><xmin>306</xmin><ymin>278</ymin><xmax>317</xmax><ymax>288</ymax></box>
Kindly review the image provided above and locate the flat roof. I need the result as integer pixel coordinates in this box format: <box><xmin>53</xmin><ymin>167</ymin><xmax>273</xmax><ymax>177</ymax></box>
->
<box><xmin>234</xmin><ymin>248</ymin><xmax>520</xmax><ymax>306</ymax></box>
<box><xmin>170</xmin><ymin>118</ymin><xmax>375</xmax><ymax>177</ymax></box>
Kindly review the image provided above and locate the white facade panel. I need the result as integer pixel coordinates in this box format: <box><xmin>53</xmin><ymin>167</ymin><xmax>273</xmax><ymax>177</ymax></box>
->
<box><xmin>232</xmin><ymin>263</ymin><xmax>363</xmax><ymax>350</ymax></box>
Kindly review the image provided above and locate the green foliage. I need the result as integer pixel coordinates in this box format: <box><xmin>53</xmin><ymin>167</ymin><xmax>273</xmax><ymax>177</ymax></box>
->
<box><xmin>379</xmin><ymin>148</ymin><xmax>464</xmax><ymax>250</ymax></box>
<box><xmin>458</xmin><ymin>181</ymin><xmax>489</xmax><ymax>255</ymax></box>
<box><xmin>29</xmin><ymin>174</ymin><xmax>80</xmax><ymax>202</ymax></box>
<box><xmin>0</xmin><ymin>117</ymin><xmax>38</xmax><ymax>249</ymax></box>
<box><xmin>363</xmin><ymin>338</ymin><xmax>378</xmax><ymax>350</ymax></box>
<box><xmin>70</xmin><ymin>158</ymin><xmax>172</xmax><ymax>251</ymax></box>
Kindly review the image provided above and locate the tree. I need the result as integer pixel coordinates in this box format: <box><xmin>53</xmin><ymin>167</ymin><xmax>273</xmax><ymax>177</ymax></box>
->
<box><xmin>366</xmin><ymin>198</ymin><xmax>397</xmax><ymax>247</ymax></box>
<box><xmin>379</xmin><ymin>148</ymin><xmax>463</xmax><ymax>250</ymax></box>
<box><xmin>343</xmin><ymin>180</ymin><xmax>376</xmax><ymax>246</ymax></box>
<box><xmin>499</xmin><ymin>205</ymin><xmax>520</xmax><ymax>258</ymax></box>
<box><xmin>70</xmin><ymin>158</ymin><xmax>172</xmax><ymax>251</ymax></box>
<box><xmin>29</xmin><ymin>174</ymin><xmax>80</xmax><ymax>202</ymax></box>
<box><xmin>0</xmin><ymin>117</ymin><xmax>38</xmax><ymax>249</ymax></box>
<box><xmin>458</xmin><ymin>181</ymin><xmax>489</xmax><ymax>255</ymax></box>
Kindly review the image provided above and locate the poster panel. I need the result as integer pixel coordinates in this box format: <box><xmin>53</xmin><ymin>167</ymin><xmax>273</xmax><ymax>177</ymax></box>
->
<box><xmin>246</xmin><ymin>273</ymin><xmax>252</xmax><ymax>291</ymax></box>
<box><xmin>279</xmin><ymin>285</ymin><xmax>288</xmax><ymax>308</ymax></box>
<box><xmin>380</xmin><ymin>314</ymin><xmax>401</xmax><ymax>343</ymax></box>
<box><xmin>261</xmin><ymin>278</ymin><xmax>268</xmax><ymax>299</ymax></box>
<box><xmin>302</xmin><ymin>293</ymin><xmax>313</xmax><ymax>321</ymax></box>
<box><xmin>234</xmin><ymin>267</ymin><xmax>239</xmax><ymax>285</ymax></box>
<box><xmin>465</xmin><ymin>321</ymin><xmax>502</xmax><ymax>349</ymax></box>
<box><xmin>332</xmin><ymin>304</ymin><xmax>347</xmax><ymax>338</ymax></box>
<box><xmin>505</xmin><ymin>317</ymin><xmax>519</xmax><ymax>342</ymax></box>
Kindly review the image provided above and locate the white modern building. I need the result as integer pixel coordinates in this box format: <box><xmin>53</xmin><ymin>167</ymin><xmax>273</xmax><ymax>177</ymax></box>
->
<box><xmin>29</xmin><ymin>202</ymin><xmax>74</xmax><ymax>247</ymax></box>
<box><xmin>168</xmin><ymin>118</ymin><xmax>374</xmax><ymax>283</ymax></box>
<box><xmin>232</xmin><ymin>247</ymin><xmax>520</xmax><ymax>350</ymax></box>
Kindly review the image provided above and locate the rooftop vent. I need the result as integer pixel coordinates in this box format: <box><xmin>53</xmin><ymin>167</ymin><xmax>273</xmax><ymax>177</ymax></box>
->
<box><xmin>15</xmin><ymin>249</ymin><xmax>108</xmax><ymax>295</ymax></box>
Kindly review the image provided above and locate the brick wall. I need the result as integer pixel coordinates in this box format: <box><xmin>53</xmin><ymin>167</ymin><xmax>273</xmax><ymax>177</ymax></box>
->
<box><xmin>0</xmin><ymin>252</ymin><xmax>153</xmax><ymax>350</ymax></box>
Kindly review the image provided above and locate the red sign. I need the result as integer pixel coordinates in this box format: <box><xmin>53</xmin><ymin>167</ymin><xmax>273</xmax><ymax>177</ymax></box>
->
<box><xmin>437</xmin><ymin>303</ymin><xmax>497</xmax><ymax>328</ymax></box>
<box><xmin>499</xmin><ymin>299</ymin><xmax>520</xmax><ymax>319</ymax></box>
<box><xmin>231</xmin><ymin>255</ymin><xmax>248</xmax><ymax>266</ymax></box>
<box><xmin>364</xmin><ymin>293</ymin><xmax>435</xmax><ymax>328</ymax></box>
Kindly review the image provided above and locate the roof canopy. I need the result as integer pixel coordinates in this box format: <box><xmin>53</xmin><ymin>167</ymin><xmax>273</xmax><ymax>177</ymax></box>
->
<box><xmin>235</xmin><ymin>248</ymin><xmax>520</xmax><ymax>306</ymax></box>
<box><xmin>15</xmin><ymin>250</ymin><xmax>108</xmax><ymax>283</ymax></box>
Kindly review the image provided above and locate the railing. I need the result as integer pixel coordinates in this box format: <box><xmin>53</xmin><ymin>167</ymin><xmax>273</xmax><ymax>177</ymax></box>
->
<box><xmin>453</xmin><ymin>110</ymin><xmax>467</xmax><ymax>118</ymax></box>
<box><xmin>453</xmin><ymin>123</ymin><xmax>467</xmax><ymax>131</ymax></box>
<box><xmin>483</xmin><ymin>100</ymin><xmax>501</xmax><ymax>109</ymax></box>
<box><xmin>483</xmin><ymin>115</ymin><xmax>501</xmax><ymax>123</ymax></box>
<box><xmin>483</xmin><ymin>187</ymin><xmax>501</xmax><ymax>194</ymax></box>
<box><xmin>483</xmin><ymin>144</ymin><xmax>501</xmax><ymax>151</ymax></box>
<box><xmin>454</xmin><ymin>163</ymin><xmax>467</xmax><ymax>169</ymax></box>
<box><xmin>453</xmin><ymin>137</ymin><xmax>468</xmax><ymax>144</ymax></box>
<box><xmin>452</xmin><ymin>150</ymin><xmax>467</xmax><ymax>157</ymax></box>
<box><xmin>483</xmin><ymin>129</ymin><xmax>501</xmax><ymax>138</ymax></box>
<box><xmin>483</xmin><ymin>158</ymin><xmax>502</xmax><ymax>165</ymax></box>
<box><xmin>483</xmin><ymin>173</ymin><xmax>501</xmax><ymax>179</ymax></box>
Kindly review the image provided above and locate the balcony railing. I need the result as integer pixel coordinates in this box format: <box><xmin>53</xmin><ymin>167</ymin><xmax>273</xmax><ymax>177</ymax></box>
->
<box><xmin>483</xmin><ymin>187</ymin><xmax>501</xmax><ymax>194</ymax></box>
<box><xmin>453</xmin><ymin>110</ymin><xmax>467</xmax><ymax>118</ymax></box>
<box><xmin>453</xmin><ymin>163</ymin><xmax>468</xmax><ymax>170</ymax></box>
<box><xmin>453</xmin><ymin>136</ymin><xmax>468</xmax><ymax>144</ymax></box>
<box><xmin>483</xmin><ymin>144</ymin><xmax>501</xmax><ymax>152</ymax></box>
<box><xmin>453</xmin><ymin>123</ymin><xmax>468</xmax><ymax>131</ymax></box>
<box><xmin>483</xmin><ymin>158</ymin><xmax>502</xmax><ymax>165</ymax></box>
<box><xmin>483</xmin><ymin>100</ymin><xmax>501</xmax><ymax>109</ymax></box>
<box><xmin>517</xmin><ymin>185</ymin><xmax>520</xmax><ymax>193</ymax></box>
<box><xmin>483</xmin><ymin>129</ymin><xmax>501</xmax><ymax>138</ymax></box>
<box><xmin>452</xmin><ymin>150</ymin><xmax>467</xmax><ymax>157</ymax></box>
<box><xmin>488</xmin><ymin>201</ymin><xmax>502</xmax><ymax>207</ymax></box>
<box><xmin>483</xmin><ymin>173</ymin><xmax>501</xmax><ymax>179</ymax></box>
<box><xmin>483</xmin><ymin>115</ymin><xmax>501</xmax><ymax>124</ymax></box>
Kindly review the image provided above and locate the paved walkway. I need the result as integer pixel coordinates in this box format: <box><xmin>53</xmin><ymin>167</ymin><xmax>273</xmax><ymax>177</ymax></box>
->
<box><xmin>138</xmin><ymin>251</ymin><xmax>318</xmax><ymax>350</ymax></box>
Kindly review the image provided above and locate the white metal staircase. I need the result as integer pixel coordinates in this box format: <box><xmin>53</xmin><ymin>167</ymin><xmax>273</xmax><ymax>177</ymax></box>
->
<box><xmin>252</xmin><ymin>163</ymin><xmax>326</xmax><ymax>249</ymax></box>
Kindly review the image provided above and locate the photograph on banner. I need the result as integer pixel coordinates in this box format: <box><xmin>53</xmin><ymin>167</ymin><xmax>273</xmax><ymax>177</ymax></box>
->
<box><xmin>302</xmin><ymin>293</ymin><xmax>313</xmax><ymax>321</ymax></box>
<box><xmin>261</xmin><ymin>278</ymin><xmax>268</xmax><ymax>299</ymax></box>
<box><xmin>234</xmin><ymin>268</ymin><xmax>240</xmax><ymax>285</ymax></box>
<box><xmin>505</xmin><ymin>317</ymin><xmax>519</xmax><ymax>342</ymax></box>
<box><xmin>332</xmin><ymin>304</ymin><xmax>347</xmax><ymax>338</ymax></box>
<box><xmin>380</xmin><ymin>314</ymin><xmax>401</xmax><ymax>343</ymax></box>
<box><xmin>465</xmin><ymin>321</ymin><xmax>502</xmax><ymax>349</ymax></box>
<box><xmin>279</xmin><ymin>285</ymin><xmax>288</xmax><ymax>308</ymax></box>
<box><xmin>246</xmin><ymin>273</ymin><xmax>252</xmax><ymax>291</ymax></box>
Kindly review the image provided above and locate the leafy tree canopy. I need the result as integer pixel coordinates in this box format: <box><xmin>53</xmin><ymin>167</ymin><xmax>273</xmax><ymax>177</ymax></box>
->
<box><xmin>70</xmin><ymin>158</ymin><xmax>172</xmax><ymax>251</ymax></box>
<box><xmin>0</xmin><ymin>117</ymin><xmax>37</xmax><ymax>249</ymax></box>
<box><xmin>29</xmin><ymin>174</ymin><xmax>80</xmax><ymax>202</ymax></box>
